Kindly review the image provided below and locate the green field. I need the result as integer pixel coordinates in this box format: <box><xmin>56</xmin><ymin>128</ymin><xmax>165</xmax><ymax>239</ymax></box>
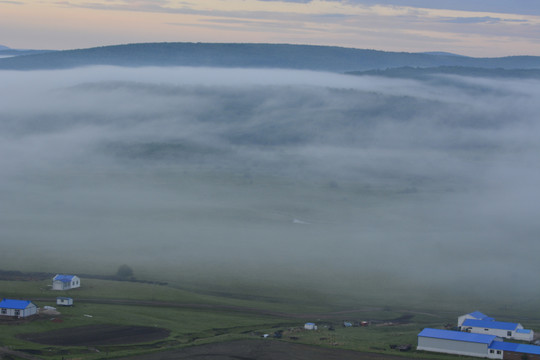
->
<box><xmin>1</xmin><ymin>274</ymin><xmax>539</xmax><ymax>360</ymax></box>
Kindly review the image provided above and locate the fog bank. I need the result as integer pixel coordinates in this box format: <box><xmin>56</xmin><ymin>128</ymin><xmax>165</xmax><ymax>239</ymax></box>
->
<box><xmin>1</xmin><ymin>66</ymin><xmax>539</xmax><ymax>300</ymax></box>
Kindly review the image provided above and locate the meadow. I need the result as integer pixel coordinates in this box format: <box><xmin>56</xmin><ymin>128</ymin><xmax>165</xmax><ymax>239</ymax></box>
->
<box><xmin>1</xmin><ymin>274</ymin><xmax>540</xmax><ymax>360</ymax></box>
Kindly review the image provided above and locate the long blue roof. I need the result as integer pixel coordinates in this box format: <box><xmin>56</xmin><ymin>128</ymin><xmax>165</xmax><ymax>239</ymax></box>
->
<box><xmin>418</xmin><ymin>328</ymin><xmax>497</xmax><ymax>344</ymax></box>
<box><xmin>463</xmin><ymin>319</ymin><xmax>519</xmax><ymax>331</ymax></box>
<box><xmin>490</xmin><ymin>341</ymin><xmax>540</xmax><ymax>355</ymax></box>
<box><xmin>53</xmin><ymin>274</ymin><xmax>76</xmax><ymax>282</ymax></box>
<box><xmin>0</xmin><ymin>298</ymin><xmax>35</xmax><ymax>310</ymax></box>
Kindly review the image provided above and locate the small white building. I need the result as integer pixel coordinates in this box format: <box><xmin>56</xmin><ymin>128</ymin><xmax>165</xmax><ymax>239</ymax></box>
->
<box><xmin>304</xmin><ymin>322</ymin><xmax>317</xmax><ymax>330</ymax></box>
<box><xmin>56</xmin><ymin>297</ymin><xmax>73</xmax><ymax>306</ymax></box>
<box><xmin>462</xmin><ymin>319</ymin><xmax>534</xmax><ymax>341</ymax></box>
<box><xmin>458</xmin><ymin>311</ymin><xmax>494</xmax><ymax>327</ymax></box>
<box><xmin>0</xmin><ymin>298</ymin><xmax>38</xmax><ymax>318</ymax></box>
<box><xmin>52</xmin><ymin>274</ymin><xmax>80</xmax><ymax>290</ymax></box>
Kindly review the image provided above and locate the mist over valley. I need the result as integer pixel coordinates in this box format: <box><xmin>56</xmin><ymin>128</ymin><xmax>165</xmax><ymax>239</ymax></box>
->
<box><xmin>1</xmin><ymin>62</ymin><xmax>540</xmax><ymax>310</ymax></box>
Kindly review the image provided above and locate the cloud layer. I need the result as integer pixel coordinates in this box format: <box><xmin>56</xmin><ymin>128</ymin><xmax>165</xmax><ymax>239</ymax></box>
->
<box><xmin>1</xmin><ymin>67</ymin><xmax>539</xmax><ymax>300</ymax></box>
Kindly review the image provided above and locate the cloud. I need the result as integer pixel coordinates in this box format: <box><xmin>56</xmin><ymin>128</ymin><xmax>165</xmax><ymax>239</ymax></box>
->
<box><xmin>259</xmin><ymin>0</ymin><xmax>313</xmax><ymax>2</ymax></box>
<box><xmin>442</xmin><ymin>16</ymin><xmax>530</xmax><ymax>24</ymax></box>
<box><xmin>444</xmin><ymin>16</ymin><xmax>502</xmax><ymax>24</ymax></box>
<box><xmin>1</xmin><ymin>66</ymin><xmax>540</xmax><ymax>299</ymax></box>
<box><xmin>339</xmin><ymin>0</ymin><xmax>540</xmax><ymax>16</ymax></box>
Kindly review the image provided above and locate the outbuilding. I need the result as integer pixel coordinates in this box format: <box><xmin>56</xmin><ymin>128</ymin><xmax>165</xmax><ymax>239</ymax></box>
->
<box><xmin>417</xmin><ymin>328</ymin><xmax>501</xmax><ymax>358</ymax></box>
<box><xmin>56</xmin><ymin>297</ymin><xmax>73</xmax><ymax>306</ymax></box>
<box><xmin>52</xmin><ymin>274</ymin><xmax>80</xmax><ymax>290</ymax></box>
<box><xmin>489</xmin><ymin>341</ymin><xmax>540</xmax><ymax>360</ymax></box>
<box><xmin>304</xmin><ymin>323</ymin><xmax>317</xmax><ymax>330</ymax></box>
<box><xmin>0</xmin><ymin>298</ymin><xmax>38</xmax><ymax>318</ymax></box>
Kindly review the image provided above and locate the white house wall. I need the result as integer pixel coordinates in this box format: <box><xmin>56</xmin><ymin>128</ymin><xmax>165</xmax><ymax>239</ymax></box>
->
<box><xmin>52</xmin><ymin>280</ymin><xmax>64</xmax><ymax>290</ymax></box>
<box><xmin>57</xmin><ymin>298</ymin><xmax>73</xmax><ymax>306</ymax></box>
<box><xmin>487</xmin><ymin>349</ymin><xmax>503</xmax><ymax>359</ymax></box>
<box><xmin>23</xmin><ymin>305</ymin><xmax>37</xmax><ymax>317</ymax></box>
<box><xmin>70</xmin><ymin>276</ymin><xmax>81</xmax><ymax>288</ymax></box>
<box><xmin>468</xmin><ymin>327</ymin><xmax>515</xmax><ymax>339</ymax></box>
<box><xmin>458</xmin><ymin>315</ymin><xmax>475</xmax><ymax>327</ymax></box>
<box><xmin>0</xmin><ymin>304</ymin><xmax>37</xmax><ymax>317</ymax></box>
<box><xmin>52</xmin><ymin>276</ymin><xmax>81</xmax><ymax>290</ymax></box>
<box><xmin>514</xmin><ymin>331</ymin><xmax>534</xmax><ymax>341</ymax></box>
<box><xmin>418</xmin><ymin>337</ymin><xmax>489</xmax><ymax>358</ymax></box>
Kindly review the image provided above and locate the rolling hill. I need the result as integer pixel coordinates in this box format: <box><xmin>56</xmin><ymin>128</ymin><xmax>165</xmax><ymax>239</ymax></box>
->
<box><xmin>0</xmin><ymin>42</ymin><xmax>539</xmax><ymax>71</ymax></box>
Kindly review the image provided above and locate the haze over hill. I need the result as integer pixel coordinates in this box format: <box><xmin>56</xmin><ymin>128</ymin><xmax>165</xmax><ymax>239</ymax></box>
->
<box><xmin>0</xmin><ymin>42</ymin><xmax>539</xmax><ymax>72</ymax></box>
<box><xmin>1</xmin><ymin>60</ymin><xmax>539</xmax><ymax>303</ymax></box>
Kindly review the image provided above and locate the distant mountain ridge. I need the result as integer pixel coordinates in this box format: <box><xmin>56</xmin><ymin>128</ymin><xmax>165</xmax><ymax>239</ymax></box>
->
<box><xmin>0</xmin><ymin>42</ymin><xmax>539</xmax><ymax>71</ymax></box>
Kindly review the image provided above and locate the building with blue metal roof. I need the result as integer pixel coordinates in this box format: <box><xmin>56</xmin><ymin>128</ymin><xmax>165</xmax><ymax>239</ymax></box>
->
<box><xmin>419</xmin><ymin>328</ymin><xmax>498</xmax><ymax>344</ymax></box>
<box><xmin>417</xmin><ymin>328</ymin><xmax>501</xmax><ymax>358</ymax></box>
<box><xmin>462</xmin><ymin>319</ymin><xmax>534</xmax><ymax>341</ymax></box>
<box><xmin>0</xmin><ymin>298</ymin><xmax>37</xmax><ymax>318</ymax></box>
<box><xmin>418</xmin><ymin>328</ymin><xmax>540</xmax><ymax>359</ymax></box>
<box><xmin>52</xmin><ymin>274</ymin><xmax>80</xmax><ymax>290</ymax></box>
<box><xmin>458</xmin><ymin>311</ymin><xmax>495</xmax><ymax>327</ymax></box>
<box><xmin>489</xmin><ymin>340</ymin><xmax>540</xmax><ymax>358</ymax></box>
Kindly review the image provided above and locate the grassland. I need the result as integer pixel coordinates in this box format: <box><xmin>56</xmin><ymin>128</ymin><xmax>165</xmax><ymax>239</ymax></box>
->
<box><xmin>1</xmin><ymin>274</ymin><xmax>539</xmax><ymax>360</ymax></box>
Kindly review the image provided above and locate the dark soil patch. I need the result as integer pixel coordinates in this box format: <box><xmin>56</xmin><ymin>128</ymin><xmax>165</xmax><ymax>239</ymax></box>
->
<box><xmin>118</xmin><ymin>339</ymin><xmax>425</xmax><ymax>360</ymax></box>
<box><xmin>18</xmin><ymin>325</ymin><xmax>170</xmax><ymax>346</ymax></box>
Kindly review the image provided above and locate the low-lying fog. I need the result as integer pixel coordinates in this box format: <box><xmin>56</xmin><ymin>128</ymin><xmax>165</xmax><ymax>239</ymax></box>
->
<box><xmin>1</xmin><ymin>67</ymin><xmax>539</xmax><ymax>301</ymax></box>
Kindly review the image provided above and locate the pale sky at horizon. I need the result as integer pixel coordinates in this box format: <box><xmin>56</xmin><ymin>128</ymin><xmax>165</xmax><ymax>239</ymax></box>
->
<box><xmin>1</xmin><ymin>0</ymin><xmax>539</xmax><ymax>57</ymax></box>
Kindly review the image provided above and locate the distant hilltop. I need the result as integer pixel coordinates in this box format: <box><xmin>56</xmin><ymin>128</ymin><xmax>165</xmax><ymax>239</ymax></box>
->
<box><xmin>0</xmin><ymin>42</ymin><xmax>539</xmax><ymax>71</ymax></box>
<box><xmin>0</xmin><ymin>44</ymin><xmax>53</xmax><ymax>57</ymax></box>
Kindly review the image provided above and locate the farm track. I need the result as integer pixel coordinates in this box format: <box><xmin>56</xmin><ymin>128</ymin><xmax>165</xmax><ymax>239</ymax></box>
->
<box><xmin>34</xmin><ymin>297</ymin><xmax>398</xmax><ymax>320</ymax></box>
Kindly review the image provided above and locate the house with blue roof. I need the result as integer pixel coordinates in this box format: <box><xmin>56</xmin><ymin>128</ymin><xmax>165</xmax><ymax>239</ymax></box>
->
<box><xmin>458</xmin><ymin>311</ymin><xmax>495</xmax><ymax>327</ymax></box>
<box><xmin>52</xmin><ymin>274</ymin><xmax>80</xmax><ymax>290</ymax></box>
<box><xmin>462</xmin><ymin>318</ymin><xmax>534</xmax><ymax>342</ymax></box>
<box><xmin>0</xmin><ymin>298</ymin><xmax>37</xmax><ymax>318</ymax></box>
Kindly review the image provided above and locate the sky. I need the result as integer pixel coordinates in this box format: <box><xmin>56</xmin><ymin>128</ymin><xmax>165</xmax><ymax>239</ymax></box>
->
<box><xmin>1</xmin><ymin>0</ymin><xmax>539</xmax><ymax>57</ymax></box>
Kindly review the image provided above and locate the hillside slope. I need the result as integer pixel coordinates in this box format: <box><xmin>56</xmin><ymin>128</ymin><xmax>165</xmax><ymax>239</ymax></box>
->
<box><xmin>0</xmin><ymin>42</ymin><xmax>539</xmax><ymax>71</ymax></box>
